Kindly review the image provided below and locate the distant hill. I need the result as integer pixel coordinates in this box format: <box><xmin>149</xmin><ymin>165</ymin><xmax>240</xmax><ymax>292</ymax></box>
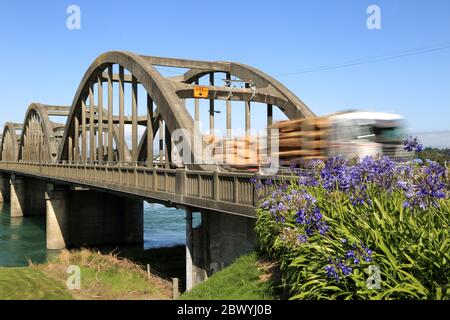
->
<box><xmin>418</xmin><ymin>148</ymin><xmax>450</xmax><ymax>164</ymax></box>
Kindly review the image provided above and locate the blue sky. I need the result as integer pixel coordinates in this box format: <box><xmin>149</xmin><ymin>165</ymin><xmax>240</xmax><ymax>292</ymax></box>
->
<box><xmin>0</xmin><ymin>0</ymin><xmax>449</xmax><ymax>135</ymax></box>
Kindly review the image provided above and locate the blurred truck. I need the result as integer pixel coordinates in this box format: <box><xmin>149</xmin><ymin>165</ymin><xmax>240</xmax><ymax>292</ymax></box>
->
<box><xmin>204</xmin><ymin>110</ymin><xmax>407</xmax><ymax>169</ymax></box>
<box><xmin>273</xmin><ymin>110</ymin><xmax>407</xmax><ymax>166</ymax></box>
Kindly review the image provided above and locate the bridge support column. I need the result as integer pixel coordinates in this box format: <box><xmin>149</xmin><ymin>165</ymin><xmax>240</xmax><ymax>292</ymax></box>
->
<box><xmin>186</xmin><ymin>208</ymin><xmax>193</xmax><ymax>291</ymax></box>
<box><xmin>186</xmin><ymin>209</ymin><xmax>256</xmax><ymax>290</ymax></box>
<box><xmin>186</xmin><ymin>208</ymin><xmax>208</xmax><ymax>291</ymax></box>
<box><xmin>70</xmin><ymin>191</ymin><xmax>143</xmax><ymax>247</ymax></box>
<box><xmin>45</xmin><ymin>186</ymin><xmax>143</xmax><ymax>249</ymax></box>
<box><xmin>123</xmin><ymin>198</ymin><xmax>144</xmax><ymax>244</ymax></box>
<box><xmin>186</xmin><ymin>208</ymin><xmax>208</xmax><ymax>290</ymax></box>
<box><xmin>7</xmin><ymin>175</ymin><xmax>46</xmax><ymax>216</ymax></box>
<box><xmin>0</xmin><ymin>173</ymin><xmax>10</xmax><ymax>203</ymax></box>
<box><xmin>26</xmin><ymin>178</ymin><xmax>47</xmax><ymax>216</ymax></box>
<box><xmin>46</xmin><ymin>188</ymin><xmax>69</xmax><ymax>250</ymax></box>
<box><xmin>203</xmin><ymin>211</ymin><xmax>256</xmax><ymax>272</ymax></box>
<box><xmin>10</xmin><ymin>175</ymin><xmax>26</xmax><ymax>217</ymax></box>
<box><xmin>192</xmin><ymin>212</ymin><xmax>208</xmax><ymax>285</ymax></box>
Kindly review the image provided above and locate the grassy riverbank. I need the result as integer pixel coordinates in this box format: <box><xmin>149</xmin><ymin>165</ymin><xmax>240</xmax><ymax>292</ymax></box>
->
<box><xmin>179</xmin><ymin>252</ymin><xmax>280</xmax><ymax>300</ymax></box>
<box><xmin>1</xmin><ymin>249</ymin><xmax>280</xmax><ymax>300</ymax></box>
<box><xmin>0</xmin><ymin>267</ymin><xmax>73</xmax><ymax>300</ymax></box>
<box><xmin>33</xmin><ymin>249</ymin><xmax>173</xmax><ymax>300</ymax></box>
<box><xmin>1</xmin><ymin>248</ymin><xmax>176</xmax><ymax>300</ymax></box>
<box><xmin>101</xmin><ymin>245</ymin><xmax>186</xmax><ymax>290</ymax></box>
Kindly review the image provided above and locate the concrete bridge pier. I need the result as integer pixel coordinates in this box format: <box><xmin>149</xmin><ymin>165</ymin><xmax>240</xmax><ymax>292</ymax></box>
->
<box><xmin>46</xmin><ymin>186</ymin><xmax>144</xmax><ymax>250</ymax></box>
<box><xmin>186</xmin><ymin>208</ymin><xmax>210</xmax><ymax>291</ymax></box>
<box><xmin>9</xmin><ymin>175</ymin><xmax>47</xmax><ymax>217</ymax></box>
<box><xmin>25</xmin><ymin>178</ymin><xmax>47</xmax><ymax>216</ymax></box>
<box><xmin>10</xmin><ymin>174</ymin><xmax>26</xmax><ymax>217</ymax></box>
<box><xmin>185</xmin><ymin>208</ymin><xmax>256</xmax><ymax>290</ymax></box>
<box><xmin>0</xmin><ymin>173</ymin><xmax>10</xmax><ymax>203</ymax></box>
<box><xmin>46</xmin><ymin>187</ymin><xmax>70</xmax><ymax>249</ymax></box>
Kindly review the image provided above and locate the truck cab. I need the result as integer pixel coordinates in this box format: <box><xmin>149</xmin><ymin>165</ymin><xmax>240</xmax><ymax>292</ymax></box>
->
<box><xmin>327</xmin><ymin>111</ymin><xmax>407</xmax><ymax>159</ymax></box>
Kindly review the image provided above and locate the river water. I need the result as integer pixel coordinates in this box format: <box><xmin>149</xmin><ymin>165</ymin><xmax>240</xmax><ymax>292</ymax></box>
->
<box><xmin>0</xmin><ymin>202</ymin><xmax>194</xmax><ymax>267</ymax></box>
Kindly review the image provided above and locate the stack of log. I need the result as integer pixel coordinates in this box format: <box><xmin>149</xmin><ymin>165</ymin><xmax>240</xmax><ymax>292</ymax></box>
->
<box><xmin>270</xmin><ymin>116</ymin><xmax>330</xmax><ymax>166</ymax></box>
<box><xmin>201</xmin><ymin>116</ymin><xmax>330</xmax><ymax>169</ymax></box>
<box><xmin>203</xmin><ymin>135</ymin><xmax>266</xmax><ymax>168</ymax></box>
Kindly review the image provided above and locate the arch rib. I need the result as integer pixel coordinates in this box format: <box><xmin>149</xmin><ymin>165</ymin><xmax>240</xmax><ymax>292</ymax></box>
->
<box><xmin>18</xmin><ymin>103</ymin><xmax>71</xmax><ymax>162</ymax></box>
<box><xmin>181</xmin><ymin>63</ymin><xmax>315</xmax><ymax>119</ymax></box>
<box><xmin>58</xmin><ymin>51</ymin><xmax>199</xmax><ymax>166</ymax></box>
<box><xmin>0</xmin><ymin>122</ymin><xmax>22</xmax><ymax>161</ymax></box>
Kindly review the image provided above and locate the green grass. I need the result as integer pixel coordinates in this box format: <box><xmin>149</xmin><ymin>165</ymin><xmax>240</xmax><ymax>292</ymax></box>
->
<box><xmin>37</xmin><ymin>249</ymin><xmax>172</xmax><ymax>299</ymax></box>
<box><xmin>179</xmin><ymin>252</ymin><xmax>279</xmax><ymax>300</ymax></box>
<box><xmin>0</xmin><ymin>251</ymin><xmax>279</xmax><ymax>300</ymax></box>
<box><xmin>72</xmin><ymin>265</ymin><xmax>163</xmax><ymax>298</ymax></box>
<box><xmin>100</xmin><ymin>245</ymin><xmax>186</xmax><ymax>289</ymax></box>
<box><xmin>0</xmin><ymin>267</ymin><xmax>73</xmax><ymax>300</ymax></box>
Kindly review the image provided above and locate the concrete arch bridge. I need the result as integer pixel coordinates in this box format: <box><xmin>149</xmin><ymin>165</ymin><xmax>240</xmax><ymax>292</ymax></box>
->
<box><xmin>0</xmin><ymin>51</ymin><xmax>313</xmax><ymax>289</ymax></box>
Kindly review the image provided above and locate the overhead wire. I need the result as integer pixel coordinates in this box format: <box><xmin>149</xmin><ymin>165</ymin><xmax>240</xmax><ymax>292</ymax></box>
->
<box><xmin>273</xmin><ymin>41</ymin><xmax>450</xmax><ymax>77</ymax></box>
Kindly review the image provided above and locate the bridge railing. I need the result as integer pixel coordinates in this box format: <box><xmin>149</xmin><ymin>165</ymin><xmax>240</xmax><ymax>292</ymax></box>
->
<box><xmin>0</xmin><ymin>161</ymin><xmax>281</xmax><ymax>216</ymax></box>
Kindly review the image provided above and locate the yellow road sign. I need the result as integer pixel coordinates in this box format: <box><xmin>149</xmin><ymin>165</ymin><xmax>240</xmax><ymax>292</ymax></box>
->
<box><xmin>193</xmin><ymin>86</ymin><xmax>209</xmax><ymax>98</ymax></box>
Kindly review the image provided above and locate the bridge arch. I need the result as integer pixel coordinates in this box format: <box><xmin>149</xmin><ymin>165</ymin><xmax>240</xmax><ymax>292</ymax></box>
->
<box><xmin>17</xmin><ymin>103</ymin><xmax>71</xmax><ymax>162</ymax></box>
<box><xmin>43</xmin><ymin>51</ymin><xmax>314</xmax><ymax>169</ymax></box>
<box><xmin>0</xmin><ymin>122</ymin><xmax>22</xmax><ymax>161</ymax></box>
<box><xmin>180</xmin><ymin>62</ymin><xmax>315</xmax><ymax>120</ymax></box>
<box><xmin>58</xmin><ymin>51</ymin><xmax>195</xmax><ymax>166</ymax></box>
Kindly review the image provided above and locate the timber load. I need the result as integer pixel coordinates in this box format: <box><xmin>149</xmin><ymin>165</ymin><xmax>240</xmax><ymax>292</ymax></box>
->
<box><xmin>203</xmin><ymin>135</ymin><xmax>267</xmax><ymax>169</ymax></box>
<box><xmin>270</xmin><ymin>116</ymin><xmax>330</xmax><ymax>166</ymax></box>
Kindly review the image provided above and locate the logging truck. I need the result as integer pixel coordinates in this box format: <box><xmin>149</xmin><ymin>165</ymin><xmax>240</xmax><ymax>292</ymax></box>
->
<box><xmin>272</xmin><ymin>110</ymin><xmax>407</xmax><ymax>166</ymax></box>
<box><xmin>204</xmin><ymin>110</ymin><xmax>406</xmax><ymax>169</ymax></box>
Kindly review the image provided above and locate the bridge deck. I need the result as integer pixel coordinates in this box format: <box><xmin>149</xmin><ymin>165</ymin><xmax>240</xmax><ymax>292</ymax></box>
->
<box><xmin>0</xmin><ymin>162</ymin><xmax>266</xmax><ymax>218</ymax></box>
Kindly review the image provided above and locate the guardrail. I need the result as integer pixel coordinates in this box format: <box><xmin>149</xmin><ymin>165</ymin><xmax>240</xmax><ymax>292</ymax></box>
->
<box><xmin>0</xmin><ymin>162</ymin><xmax>279</xmax><ymax>217</ymax></box>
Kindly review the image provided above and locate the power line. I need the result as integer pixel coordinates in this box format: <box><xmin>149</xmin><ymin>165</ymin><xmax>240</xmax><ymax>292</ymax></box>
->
<box><xmin>274</xmin><ymin>41</ymin><xmax>450</xmax><ymax>77</ymax></box>
<box><xmin>156</xmin><ymin>41</ymin><xmax>450</xmax><ymax>81</ymax></box>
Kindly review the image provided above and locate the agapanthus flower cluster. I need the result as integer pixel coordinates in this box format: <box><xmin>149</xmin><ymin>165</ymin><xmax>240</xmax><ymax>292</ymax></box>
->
<box><xmin>325</xmin><ymin>264</ymin><xmax>340</xmax><ymax>282</ymax></box>
<box><xmin>258</xmin><ymin>153</ymin><xmax>448</xmax><ymax>288</ymax></box>
<box><xmin>404</xmin><ymin>136</ymin><xmax>424</xmax><ymax>153</ymax></box>
<box><xmin>279</xmin><ymin>227</ymin><xmax>308</xmax><ymax>247</ymax></box>
<box><xmin>296</xmin><ymin>204</ymin><xmax>329</xmax><ymax>238</ymax></box>
<box><xmin>293</xmin><ymin>159</ymin><xmax>324</xmax><ymax>187</ymax></box>
<box><xmin>320</xmin><ymin>156</ymin><xmax>351</xmax><ymax>192</ymax></box>
<box><xmin>395</xmin><ymin>163</ymin><xmax>414</xmax><ymax>181</ymax></box>
<box><xmin>318</xmin><ymin>156</ymin><xmax>397</xmax><ymax>205</ymax></box>
<box><xmin>399</xmin><ymin>160</ymin><xmax>447</xmax><ymax>209</ymax></box>
<box><xmin>344</xmin><ymin>241</ymin><xmax>373</xmax><ymax>265</ymax></box>
<box><xmin>260</xmin><ymin>188</ymin><xmax>289</xmax><ymax>222</ymax></box>
<box><xmin>260</xmin><ymin>187</ymin><xmax>316</xmax><ymax>224</ymax></box>
<box><xmin>324</xmin><ymin>240</ymin><xmax>373</xmax><ymax>282</ymax></box>
<box><xmin>289</xmin><ymin>155</ymin><xmax>449</xmax><ymax>210</ymax></box>
<box><xmin>328</xmin><ymin>156</ymin><xmax>446</xmax><ymax>209</ymax></box>
<box><xmin>325</xmin><ymin>258</ymin><xmax>353</xmax><ymax>282</ymax></box>
<box><xmin>358</xmin><ymin>156</ymin><xmax>396</xmax><ymax>190</ymax></box>
<box><xmin>296</xmin><ymin>156</ymin><xmax>367</xmax><ymax>204</ymax></box>
<box><xmin>259</xmin><ymin>185</ymin><xmax>329</xmax><ymax>243</ymax></box>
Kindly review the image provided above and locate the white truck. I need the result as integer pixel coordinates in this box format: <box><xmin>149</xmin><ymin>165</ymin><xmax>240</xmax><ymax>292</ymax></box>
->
<box><xmin>326</xmin><ymin>110</ymin><xmax>407</xmax><ymax>159</ymax></box>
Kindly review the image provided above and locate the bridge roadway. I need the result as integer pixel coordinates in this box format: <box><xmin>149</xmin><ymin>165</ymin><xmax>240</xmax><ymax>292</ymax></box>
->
<box><xmin>0</xmin><ymin>51</ymin><xmax>312</xmax><ymax>290</ymax></box>
<box><xmin>0</xmin><ymin>162</ymin><xmax>259</xmax><ymax>217</ymax></box>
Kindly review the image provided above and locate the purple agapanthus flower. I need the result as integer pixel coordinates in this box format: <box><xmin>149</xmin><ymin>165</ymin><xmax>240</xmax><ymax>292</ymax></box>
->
<box><xmin>295</xmin><ymin>193</ymin><xmax>329</xmax><ymax>237</ymax></box>
<box><xmin>325</xmin><ymin>258</ymin><xmax>353</xmax><ymax>281</ymax></box>
<box><xmin>404</xmin><ymin>136</ymin><xmax>424</xmax><ymax>153</ymax></box>
<box><xmin>342</xmin><ymin>242</ymin><xmax>374</xmax><ymax>266</ymax></box>
<box><xmin>402</xmin><ymin>160</ymin><xmax>447</xmax><ymax>209</ymax></box>
<box><xmin>321</xmin><ymin>156</ymin><xmax>351</xmax><ymax>192</ymax></box>
<box><xmin>325</xmin><ymin>265</ymin><xmax>340</xmax><ymax>282</ymax></box>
